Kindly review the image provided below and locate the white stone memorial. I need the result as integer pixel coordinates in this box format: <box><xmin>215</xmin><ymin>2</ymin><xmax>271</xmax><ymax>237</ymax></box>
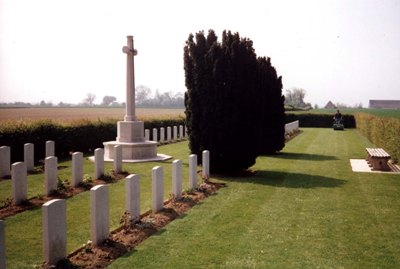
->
<box><xmin>45</xmin><ymin>140</ymin><xmax>55</xmax><ymax>157</ymax></box>
<box><xmin>152</xmin><ymin>128</ymin><xmax>158</xmax><ymax>142</ymax></box>
<box><xmin>94</xmin><ymin>148</ymin><xmax>104</xmax><ymax>179</ymax></box>
<box><xmin>167</xmin><ymin>127</ymin><xmax>172</xmax><ymax>142</ymax></box>
<box><xmin>45</xmin><ymin>156</ymin><xmax>57</xmax><ymax>196</ymax></box>
<box><xmin>172</xmin><ymin>159</ymin><xmax>182</xmax><ymax>199</ymax></box>
<box><xmin>145</xmin><ymin>129</ymin><xmax>150</xmax><ymax>141</ymax></box>
<box><xmin>72</xmin><ymin>152</ymin><xmax>83</xmax><ymax>187</ymax></box>
<box><xmin>179</xmin><ymin>125</ymin><xmax>184</xmax><ymax>140</ymax></box>
<box><xmin>103</xmin><ymin>36</ymin><xmax>170</xmax><ymax>163</ymax></box>
<box><xmin>173</xmin><ymin>126</ymin><xmax>178</xmax><ymax>141</ymax></box>
<box><xmin>0</xmin><ymin>146</ymin><xmax>11</xmax><ymax>178</ymax></box>
<box><xmin>42</xmin><ymin>199</ymin><xmax>66</xmax><ymax>266</ymax></box>
<box><xmin>24</xmin><ymin>143</ymin><xmax>34</xmax><ymax>172</ymax></box>
<box><xmin>114</xmin><ymin>145</ymin><xmax>122</xmax><ymax>173</ymax></box>
<box><xmin>152</xmin><ymin>166</ymin><xmax>164</xmax><ymax>213</ymax></box>
<box><xmin>160</xmin><ymin>127</ymin><xmax>165</xmax><ymax>143</ymax></box>
<box><xmin>189</xmin><ymin>154</ymin><xmax>198</xmax><ymax>189</ymax></box>
<box><xmin>202</xmin><ymin>150</ymin><xmax>210</xmax><ymax>178</ymax></box>
<box><xmin>90</xmin><ymin>185</ymin><xmax>109</xmax><ymax>246</ymax></box>
<box><xmin>126</xmin><ymin>174</ymin><xmax>140</xmax><ymax>220</ymax></box>
<box><xmin>11</xmin><ymin>162</ymin><xmax>27</xmax><ymax>205</ymax></box>
<box><xmin>0</xmin><ymin>220</ymin><xmax>5</xmax><ymax>269</ymax></box>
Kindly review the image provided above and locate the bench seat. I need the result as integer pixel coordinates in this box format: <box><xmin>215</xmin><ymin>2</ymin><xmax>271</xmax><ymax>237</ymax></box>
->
<box><xmin>366</xmin><ymin>148</ymin><xmax>391</xmax><ymax>171</ymax></box>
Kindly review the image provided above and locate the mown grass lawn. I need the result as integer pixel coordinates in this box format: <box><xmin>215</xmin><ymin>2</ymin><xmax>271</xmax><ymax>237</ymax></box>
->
<box><xmin>109</xmin><ymin>128</ymin><xmax>400</xmax><ymax>269</ymax></box>
<box><xmin>3</xmin><ymin>141</ymin><xmax>191</xmax><ymax>269</ymax></box>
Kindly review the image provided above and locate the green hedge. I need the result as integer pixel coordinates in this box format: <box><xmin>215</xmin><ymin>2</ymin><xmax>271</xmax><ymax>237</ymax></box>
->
<box><xmin>0</xmin><ymin>118</ymin><xmax>185</xmax><ymax>164</ymax></box>
<box><xmin>285</xmin><ymin>113</ymin><xmax>356</xmax><ymax>128</ymax></box>
<box><xmin>354</xmin><ymin>113</ymin><xmax>400</xmax><ymax>163</ymax></box>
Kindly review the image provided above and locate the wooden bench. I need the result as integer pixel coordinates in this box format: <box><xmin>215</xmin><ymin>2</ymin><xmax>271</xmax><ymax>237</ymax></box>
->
<box><xmin>366</xmin><ymin>148</ymin><xmax>391</xmax><ymax>171</ymax></box>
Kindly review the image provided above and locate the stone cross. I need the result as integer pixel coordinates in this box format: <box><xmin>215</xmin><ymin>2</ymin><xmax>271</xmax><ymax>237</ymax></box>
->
<box><xmin>122</xmin><ymin>35</ymin><xmax>138</xmax><ymax>122</ymax></box>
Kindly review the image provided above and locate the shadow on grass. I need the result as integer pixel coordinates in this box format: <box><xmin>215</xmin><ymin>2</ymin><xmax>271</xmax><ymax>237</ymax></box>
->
<box><xmin>266</xmin><ymin>152</ymin><xmax>338</xmax><ymax>161</ymax></box>
<box><xmin>219</xmin><ymin>170</ymin><xmax>346</xmax><ymax>189</ymax></box>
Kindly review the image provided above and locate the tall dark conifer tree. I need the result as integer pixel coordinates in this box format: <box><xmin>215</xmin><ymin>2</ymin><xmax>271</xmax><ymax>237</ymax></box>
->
<box><xmin>184</xmin><ymin>30</ymin><xmax>285</xmax><ymax>173</ymax></box>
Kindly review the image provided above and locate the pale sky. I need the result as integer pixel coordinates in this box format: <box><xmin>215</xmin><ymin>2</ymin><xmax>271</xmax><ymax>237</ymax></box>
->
<box><xmin>1</xmin><ymin>0</ymin><xmax>399</xmax><ymax>107</ymax></box>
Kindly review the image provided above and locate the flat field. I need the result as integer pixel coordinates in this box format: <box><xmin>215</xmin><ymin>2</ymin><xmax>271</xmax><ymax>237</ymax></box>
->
<box><xmin>0</xmin><ymin>107</ymin><xmax>185</xmax><ymax>123</ymax></box>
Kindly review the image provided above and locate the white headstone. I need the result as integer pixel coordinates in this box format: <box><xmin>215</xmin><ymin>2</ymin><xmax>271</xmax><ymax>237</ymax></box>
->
<box><xmin>90</xmin><ymin>185</ymin><xmax>109</xmax><ymax>246</ymax></box>
<box><xmin>167</xmin><ymin>127</ymin><xmax>172</xmax><ymax>142</ymax></box>
<box><xmin>173</xmin><ymin>126</ymin><xmax>178</xmax><ymax>141</ymax></box>
<box><xmin>179</xmin><ymin>125</ymin><xmax>184</xmax><ymax>139</ymax></box>
<box><xmin>189</xmin><ymin>154</ymin><xmax>197</xmax><ymax>189</ymax></box>
<box><xmin>11</xmin><ymin>162</ymin><xmax>27</xmax><ymax>205</ymax></box>
<box><xmin>172</xmin><ymin>159</ymin><xmax>182</xmax><ymax>199</ymax></box>
<box><xmin>0</xmin><ymin>220</ymin><xmax>6</xmax><ymax>269</ymax></box>
<box><xmin>94</xmin><ymin>148</ymin><xmax>104</xmax><ymax>179</ymax></box>
<box><xmin>0</xmin><ymin>146</ymin><xmax>11</xmax><ymax>178</ymax></box>
<box><xmin>145</xmin><ymin>129</ymin><xmax>150</xmax><ymax>141</ymax></box>
<box><xmin>202</xmin><ymin>150</ymin><xmax>210</xmax><ymax>178</ymax></box>
<box><xmin>45</xmin><ymin>156</ymin><xmax>58</xmax><ymax>196</ymax></box>
<box><xmin>72</xmin><ymin>152</ymin><xmax>83</xmax><ymax>187</ymax></box>
<box><xmin>114</xmin><ymin>145</ymin><xmax>122</xmax><ymax>173</ymax></box>
<box><xmin>152</xmin><ymin>166</ymin><xmax>164</xmax><ymax>213</ymax></box>
<box><xmin>42</xmin><ymin>199</ymin><xmax>66</xmax><ymax>266</ymax></box>
<box><xmin>160</xmin><ymin>127</ymin><xmax>165</xmax><ymax>143</ymax></box>
<box><xmin>24</xmin><ymin>143</ymin><xmax>34</xmax><ymax>172</ymax></box>
<box><xmin>45</xmin><ymin>140</ymin><xmax>55</xmax><ymax>157</ymax></box>
<box><xmin>152</xmin><ymin>128</ymin><xmax>158</xmax><ymax>142</ymax></box>
<box><xmin>126</xmin><ymin>174</ymin><xmax>140</xmax><ymax>220</ymax></box>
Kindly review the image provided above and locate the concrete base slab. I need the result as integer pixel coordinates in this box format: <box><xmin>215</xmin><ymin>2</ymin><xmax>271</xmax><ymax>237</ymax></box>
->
<box><xmin>350</xmin><ymin>159</ymin><xmax>400</xmax><ymax>174</ymax></box>
<box><xmin>89</xmin><ymin>154</ymin><xmax>171</xmax><ymax>163</ymax></box>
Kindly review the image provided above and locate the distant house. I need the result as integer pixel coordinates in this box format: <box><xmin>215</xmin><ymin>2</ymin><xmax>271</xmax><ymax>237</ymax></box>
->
<box><xmin>369</xmin><ymin>100</ymin><xmax>400</xmax><ymax>109</ymax></box>
<box><xmin>324</xmin><ymin>101</ymin><xmax>337</xmax><ymax>109</ymax></box>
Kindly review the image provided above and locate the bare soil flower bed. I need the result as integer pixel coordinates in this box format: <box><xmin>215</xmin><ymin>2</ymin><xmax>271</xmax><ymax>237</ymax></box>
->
<box><xmin>0</xmin><ymin>170</ymin><xmax>129</xmax><ymax>219</ymax></box>
<box><xmin>42</xmin><ymin>180</ymin><xmax>224</xmax><ymax>269</ymax></box>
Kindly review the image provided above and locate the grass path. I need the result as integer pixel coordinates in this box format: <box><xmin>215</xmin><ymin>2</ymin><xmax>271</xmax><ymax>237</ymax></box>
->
<box><xmin>109</xmin><ymin>128</ymin><xmax>400</xmax><ymax>269</ymax></box>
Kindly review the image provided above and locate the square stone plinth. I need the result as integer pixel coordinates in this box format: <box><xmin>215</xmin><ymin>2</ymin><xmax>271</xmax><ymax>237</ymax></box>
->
<box><xmin>102</xmin><ymin>141</ymin><xmax>171</xmax><ymax>163</ymax></box>
<box><xmin>117</xmin><ymin>121</ymin><xmax>145</xmax><ymax>143</ymax></box>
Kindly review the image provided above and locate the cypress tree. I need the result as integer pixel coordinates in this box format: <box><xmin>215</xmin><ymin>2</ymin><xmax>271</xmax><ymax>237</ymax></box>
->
<box><xmin>184</xmin><ymin>30</ymin><xmax>284</xmax><ymax>173</ymax></box>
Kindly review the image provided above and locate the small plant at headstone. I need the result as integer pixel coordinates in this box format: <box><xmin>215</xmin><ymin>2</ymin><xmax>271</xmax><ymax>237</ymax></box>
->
<box><xmin>78</xmin><ymin>174</ymin><xmax>94</xmax><ymax>189</ymax></box>
<box><xmin>83</xmin><ymin>174</ymin><xmax>93</xmax><ymax>183</ymax></box>
<box><xmin>100</xmin><ymin>173</ymin><xmax>116</xmax><ymax>183</ymax></box>
<box><xmin>135</xmin><ymin>218</ymin><xmax>154</xmax><ymax>230</ymax></box>
<box><xmin>82</xmin><ymin>241</ymin><xmax>93</xmax><ymax>254</ymax></box>
<box><xmin>120</xmin><ymin>211</ymin><xmax>140</xmax><ymax>230</ymax></box>
<box><xmin>57</xmin><ymin>177</ymin><xmax>70</xmax><ymax>193</ymax></box>
<box><xmin>0</xmin><ymin>197</ymin><xmax>13</xmax><ymax>209</ymax></box>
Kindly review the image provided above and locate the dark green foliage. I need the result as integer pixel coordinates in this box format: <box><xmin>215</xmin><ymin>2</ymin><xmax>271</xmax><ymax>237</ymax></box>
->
<box><xmin>285</xmin><ymin>113</ymin><xmax>356</xmax><ymax>128</ymax></box>
<box><xmin>184</xmin><ymin>30</ymin><xmax>285</xmax><ymax>173</ymax></box>
<box><xmin>257</xmin><ymin>57</ymin><xmax>285</xmax><ymax>154</ymax></box>
<box><xmin>0</xmin><ymin>118</ymin><xmax>185</xmax><ymax>164</ymax></box>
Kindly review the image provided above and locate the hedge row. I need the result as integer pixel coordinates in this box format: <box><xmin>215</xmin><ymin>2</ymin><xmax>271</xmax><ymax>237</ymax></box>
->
<box><xmin>0</xmin><ymin>118</ymin><xmax>185</xmax><ymax>164</ymax></box>
<box><xmin>354</xmin><ymin>112</ymin><xmax>400</xmax><ymax>163</ymax></box>
<box><xmin>285</xmin><ymin>113</ymin><xmax>356</xmax><ymax>128</ymax></box>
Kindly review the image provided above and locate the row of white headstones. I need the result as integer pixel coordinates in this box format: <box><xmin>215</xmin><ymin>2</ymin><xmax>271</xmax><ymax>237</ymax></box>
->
<box><xmin>0</xmin><ymin>149</ymin><xmax>210</xmax><ymax>267</ymax></box>
<box><xmin>0</xmin><ymin>124</ymin><xmax>188</xmax><ymax>179</ymax></box>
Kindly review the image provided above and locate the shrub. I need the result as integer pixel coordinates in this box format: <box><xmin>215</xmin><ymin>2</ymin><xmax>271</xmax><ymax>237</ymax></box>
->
<box><xmin>285</xmin><ymin>113</ymin><xmax>356</xmax><ymax>128</ymax></box>
<box><xmin>354</xmin><ymin>112</ymin><xmax>400</xmax><ymax>163</ymax></box>
<box><xmin>0</xmin><ymin>118</ymin><xmax>185</xmax><ymax>164</ymax></box>
<box><xmin>184</xmin><ymin>30</ymin><xmax>285</xmax><ymax>173</ymax></box>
